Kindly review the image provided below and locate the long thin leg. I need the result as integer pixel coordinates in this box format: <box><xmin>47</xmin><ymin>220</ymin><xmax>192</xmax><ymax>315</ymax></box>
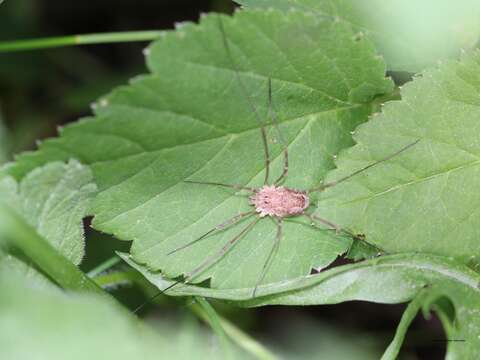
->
<box><xmin>252</xmin><ymin>218</ymin><xmax>282</xmax><ymax>298</ymax></box>
<box><xmin>183</xmin><ymin>217</ymin><xmax>261</xmax><ymax>283</ymax></box>
<box><xmin>309</xmin><ymin>139</ymin><xmax>420</xmax><ymax>193</ymax></box>
<box><xmin>132</xmin><ymin>280</ymin><xmax>181</xmax><ymax>314</ymax></box>
<box><xmin>266</xmin><ymin>78</ymin><xmax>289</xmax><ymax>185</ymax></box>
<box><xmin>261</xmin><ymin>129</ymin><xmax>270</xmax><ymax>184</ymax></box>
<box><xmin>305</xmin><ymin>213</ymin><xmax>342</xmax><ymax>234</ymax></box>
<box><xmin>184</xmin><ymin>180</ymin><xmax>254</xmax><ymax>192</ymax></box>
<box><xmin>135</xmin><ymin>214</ymin><xmax>258</xmax><ymax>314</ymax></box>
<box><xmin>305</xmin><ymin>213</ymin><xmax>385</xmax><ymax>253</ymax></box>
<box><xmin>217</xmin><ymin>16</ymin><xmax>272</xmax><ymax>185</ymax></box>
<box><xmin>167</xmin><ymin>211</ymin><xmax>255</xmax><ymax>255</ymax></box>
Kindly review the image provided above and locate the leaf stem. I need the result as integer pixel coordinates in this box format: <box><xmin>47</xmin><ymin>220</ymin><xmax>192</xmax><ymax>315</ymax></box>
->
<box><xmin>94</xmin><ymin>270</ymin><xmax>143</xmax><ymax>289</ymax></box>
<box><xmin>381</xmin><ymin>288</ymin><xmax>429</xmax><ymax>360</ymax></box>
<box><xmin>193</xmin><ymin>297</ymin><xmax>233</xmax><ymax>359</ymax></box>
<box><xmin>87</xmin><ymin>255</ymin><xmax>122</xmax><ymax>278</ymax></box>
<box><xmin>219</xmin><ymin>316</ymin><xmax>278</xmax><ymax>360</ymax></box>
<box><xmin>190</xmin><ymin>299</ymin><xmax>278</xmax><ymax>360</ymax></box>
<box><xmin>0</xmin><ymin>31</ymin><xmax>163</xmax><ymax>53</ymax></box>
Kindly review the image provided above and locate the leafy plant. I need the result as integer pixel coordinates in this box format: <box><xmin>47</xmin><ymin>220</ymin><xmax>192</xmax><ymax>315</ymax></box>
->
<box><xmin>1</xmin><ymin>1</ymin><xmax>480</xmax><ymax>359</ymax></box>
<box><xmin>4</xmin><ymin>10</ymin><xmax>393</xmax><ymax>290</ymax></box>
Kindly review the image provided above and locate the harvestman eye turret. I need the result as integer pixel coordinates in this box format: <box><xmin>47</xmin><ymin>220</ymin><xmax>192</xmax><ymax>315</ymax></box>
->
<box><xmin>133</xmin><ymin>15</ymin><xmax>419</xmax><ymax>312</ymax></box>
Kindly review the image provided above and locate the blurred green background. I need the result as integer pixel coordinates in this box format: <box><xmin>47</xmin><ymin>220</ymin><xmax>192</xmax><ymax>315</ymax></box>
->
<box><xmin>0</xmin><ymin>1</ymin><xmax>447</xmax><ymax>359</ymax></box>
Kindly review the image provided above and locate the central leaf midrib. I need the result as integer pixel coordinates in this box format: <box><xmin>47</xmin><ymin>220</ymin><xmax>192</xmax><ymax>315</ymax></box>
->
<box><xmin>177</xmin><ymin>57</ymin><xmax>353</xmax><ymax>106</ymax></box>
<box><xmin>90</xmin><ymin>103</ymin><xmax>363</xmax><ymax>168</ymax></box>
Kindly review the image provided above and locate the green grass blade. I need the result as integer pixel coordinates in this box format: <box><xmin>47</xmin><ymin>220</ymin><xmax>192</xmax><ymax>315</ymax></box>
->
<box><xmin>0</xmin><ymin>31</ymin><xmax>163</xmax><ymax>53</ymax></box>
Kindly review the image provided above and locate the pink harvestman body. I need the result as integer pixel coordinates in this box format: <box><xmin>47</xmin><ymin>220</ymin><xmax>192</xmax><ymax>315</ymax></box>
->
<box><xmin>251</xmin><ymin>185</ymin><xmax>309</xmax><ymax>218</ymax></box>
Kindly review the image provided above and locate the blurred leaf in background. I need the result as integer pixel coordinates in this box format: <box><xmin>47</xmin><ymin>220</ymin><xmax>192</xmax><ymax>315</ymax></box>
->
<box><xmin>0</xmin><ymin>274</ymin><xmax>235</xmax><ymax>360</ymax></box>
<box><xmin>237</xmin><ymin>0</ymin><xmax>480</xmax><ymax>72</ymax></box>
<box><xmin>0</xmin><ymin>272</ymin><xmax>390</xmax><ymax>360</ymax></box>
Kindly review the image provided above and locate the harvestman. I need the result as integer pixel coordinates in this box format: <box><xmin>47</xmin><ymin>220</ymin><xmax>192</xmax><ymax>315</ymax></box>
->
<box><xmin>134</xmin><ymin>17</ymin><xmax>418</xmax><ymax>311</ymax></box>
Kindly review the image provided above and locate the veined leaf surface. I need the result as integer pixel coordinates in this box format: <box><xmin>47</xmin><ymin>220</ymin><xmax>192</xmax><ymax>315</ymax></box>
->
<box><xmin>316</xmin><ymin>51</ymin><xmax>480</xmax><ymax>262</ymax></box>
<box><xmin>4</xmin><ymin>10</ymin><xmax>393</xmax><ymax>289</ymax></box>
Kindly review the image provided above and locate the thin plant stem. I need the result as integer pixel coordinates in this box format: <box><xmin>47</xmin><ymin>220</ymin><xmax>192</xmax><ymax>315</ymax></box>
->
<box><xmin>219</xmin><ymin>316</ymin><xmax>278</xmax><ymax>360</ymax></box>
<box><xmin>87</xmin><ymin>255</ymin><xmax>122</xmax><ymax>278</ymax></box>
<box><xmin>93</xmin><ymin>270</ymin><xmax>143</xmax><ymax>289</ymax></box>
<box><xmin>381</xmin><ymin>288</ymin><xmax>429</xmax><ymax>360</ymax></box>
<box><xmin>190</xmin><ymin>300</ymin><xmax>278</xmax><ymax>360</ymax></box>
<box><xmin>0</xmin><ymin>31</ymin><xmax>164</xmax><ymax>53</ymax></box>
<box><xmin>194</xmin><ymin>297</ymin><xmax>233</xmax><ymax>359</ymax></box>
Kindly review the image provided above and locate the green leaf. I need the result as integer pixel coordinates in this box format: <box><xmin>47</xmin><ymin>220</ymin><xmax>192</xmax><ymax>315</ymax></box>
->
<box><xmin>237</xmin><ymin>0</ymin><xmax>480</xmax><ymax>71</ymax></box>
<box><xmin>0</xmin><ymin>160</ymin><xmax>96</xmax><ymax>286</ymax></box>
<box><xmin>316</xmin><ymin>51</ymin><xmax>480</xmax><ymax>262</ymax></box>
<box><xmin>4</xmin><ymin>10</ymin><xmax>392</xmax><ymax>290</ymax></box>
<box><xmin>0</xmin><ymin>274</ymin><xmax>238</xmax><ymax>360</ymax></box>
<box><xmin>122</xmin><ymin>252</ymin><xmax>480</xmax><ymax>358</ymax></box>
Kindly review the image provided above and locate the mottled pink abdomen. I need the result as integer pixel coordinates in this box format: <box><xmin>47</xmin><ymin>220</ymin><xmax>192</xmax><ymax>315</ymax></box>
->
<box><xmin>250</xmin><ymin>185</ymin><xmax>310</xmax><ymax>218</ymax></box>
